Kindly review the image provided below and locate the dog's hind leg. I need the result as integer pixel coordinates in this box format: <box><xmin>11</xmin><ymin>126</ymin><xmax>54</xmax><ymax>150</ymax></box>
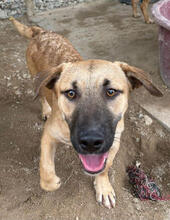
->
<box><xmin>41</xmin><ymin>97</ymin><xmax>51</xmax><ymax>121</ymax></box>
<box><xmin>132</xmin><ymin>0</ymin><xmax>141</xmax><ymax>18</ymax></box>
<box><xmin>26</xmin><ymin>50</ymin><xmax>52</xmax><ymax>120</ymax></box>
<box><xmin>140</xmin><ymin>0</ymin><xmax>153</xmax><ymax>23</ymax></box>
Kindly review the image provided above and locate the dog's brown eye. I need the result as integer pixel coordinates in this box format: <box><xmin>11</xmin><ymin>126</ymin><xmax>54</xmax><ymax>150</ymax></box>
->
<box><xmin>106</xmin><ymin>89</ymin><xmax>117</xmax><ymax>97</ymax></box>
<box><xmin>66</xmin><ymin>90</ymin><xmax>76</xmax><ymax>99</ymax></box>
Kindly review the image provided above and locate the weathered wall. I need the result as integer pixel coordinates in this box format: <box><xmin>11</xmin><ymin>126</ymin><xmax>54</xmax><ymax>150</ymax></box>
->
<box><xmin>0</xmin><ymin>0</ymin><xmax>86</xmax><ymax>19</ymax></box>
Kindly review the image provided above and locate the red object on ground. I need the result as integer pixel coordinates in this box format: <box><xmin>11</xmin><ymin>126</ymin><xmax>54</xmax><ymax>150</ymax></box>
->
<box><xmin>127</xmin><ymin>165</ymin><xmax>170</xmax><ymax>201</ymax></box>
<box><xmin>152</xmin><ymin>0</ymin><xmax>170</xmax><ymax>88</ymax></box>
<box><xmin>127</xmin><ymin>165</ymin><xmax>162</xmax><ymax>201</ymax></box>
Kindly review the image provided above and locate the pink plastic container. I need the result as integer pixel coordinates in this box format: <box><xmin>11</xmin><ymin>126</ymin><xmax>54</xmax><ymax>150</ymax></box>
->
<box><xmin>152</xmin><ymin>0</ymin><xmax>170</xmax><ymax>87</ymax></box>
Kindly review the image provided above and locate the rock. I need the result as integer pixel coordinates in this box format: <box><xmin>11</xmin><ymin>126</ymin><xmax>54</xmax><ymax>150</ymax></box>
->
<box><xmin>135</xmin><ymin>203</ymin><xmax>142</xmax><ymax>211</ymax></box>
<box><xmin>23</xmin><ymin>73</ymin><xmax>28</xmax><ymax>79</ymax></box>
<box><xmin>155</xmin><ymin>128</ymin><xmax>165</xmax><ymax>138</ymax></box>
<box><xmin>0</xmin><ymin>9</ymin><xmax>8</xmax><ymax>19</ymax></box>
<box><xmin>0</xmin><ymin>0</ymin><xmax>88</xmax><ymax>19</ymax></box>
<box><xmin>135</xmin><ymin>137</ymin><xmax>140</xmax><ymax>143</ymax></box>
<box><xmin>26</xmin><ymin>89</ymin><xmax>34</xmax><ymax>96</ymax></box>
<box><xmin>22</xmin><ymin>167</ymin><xmax>31</xmax><ymax>174</ymax></box>
<box><xmin>15</xmin><ymin>89</ymin><xmax>22</xmax><ymax>96</ymax></box>
<box><xmin>138</xmin><ymin>113</ymin><xmax>144</xmax><ymax>119</ymax></box>
<box><xmin>133</xmin><ymin>198</ymin><xmax>139</xmax><ymax>204</ymax></box>
<box><xmin>144</xmin><ymin>115</ymin><xmax>153</xmax><ymax>125</ymax></box>
<box><xmin>7</xmin><ymin>82</ymin><xmax>12</xmax><ymax>87</ymax></box>
<box><xmin>33</xmin><ymin>122</ymin><xmax>43</xmax><ymax>131</ymax></box>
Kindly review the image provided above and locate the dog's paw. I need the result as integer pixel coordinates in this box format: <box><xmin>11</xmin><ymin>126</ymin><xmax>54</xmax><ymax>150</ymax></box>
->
<box><xmin>94</xmin><ymin>180</ymin><xmax>116</xmax><ymax>209</ymax></box>
<box><xmin>133</xmin><ymin>13</ymin><xmax>141</xmax><ymax>18</ymax></box>
<box><xmin>40</xmin><ymin>175</ymin><xmax>61</xmax><ymax>191</ymax></box>
<box><xmin>145</xmin><ymin>19</ymin><xmax>154</xmax><ymax>24</ymax></box>
<box><xmin>41</xmin><ymin>100</ymin><xmax>51</xmax><ymax>121</ymax></box>
<box><xmin>42</xmin><ymin>113</ymin><xmax>50</xmax><ymax>121</ymax></box>
<box><xmin>42</xmin><ymin>108</ymin><xmax>51</xmax><ymax>121</ymax></box>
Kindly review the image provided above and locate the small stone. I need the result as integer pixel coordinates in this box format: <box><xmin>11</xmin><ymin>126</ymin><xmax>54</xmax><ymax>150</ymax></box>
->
<box><xmin>155</xmin><ymin>128</ymin><xmax>165</xmax><ymax>138</ymax></box>
<box><xmin>139</xmin><ymin>113</ymin><xmax>144</xmax><ymax>119</ymax></box>
<box><xmin>135</xmin><ymin>203</ymin><xmax>142</xmax><ymax>211</ymax></box>
<box><xmin>6</xmin><ymin>76</ymin><xmax>11</xmax><ymax>80</ymax></box>
<box><xmin>34</xmin><ymin>122</ymin><xmax>43</xmax><ymax>130</ymax></box>
<box><xmin>26</xmin><ymin>187</ymin><xmax>32</xmax><ymax>192</ymax></box>
<box><xmin>144</xmin><ymin>115</ymin><xmax>153</xmax><ymax>126</ymax></box>
<box><xmin>22</xmin><ymin>167</ymin><xmax>31</xmax><ymax>174</ymax></box>
<box><xmin>15</xmin><ymin>89</ymin><xmax>22</xmax><ymax>96</ymax></box>
<box><xmin>23</xmin><ymin>73</ymin><xmax>28</xmax><ymax>79</ymax></box>
<box><xmin>136</xmin><ymin>137</ymin><xmax>140</xmax><ymax>143</ymax></box>
<box><xmin>136</xmin><ymin>161</ymin><xmax>141</xmax><ymax>167</ymax></box>
<box><xmin>26</xmin><ymin>89</ymin><xmax>34</xmax><ymax>95</ymax></box>
<box><xmin>7</xmin><ymin>82</ymin><xmax>12</xmax><ymax>87</ymax></box>
<box><xmin>133</xmin><ymin>198</ymin><xmax>139</xmax><ymax>203</ymax></box>
<box><xmin>0</xmin><ymin>9</ymin><xmax>8</xmax><ymax>19</ymax></box>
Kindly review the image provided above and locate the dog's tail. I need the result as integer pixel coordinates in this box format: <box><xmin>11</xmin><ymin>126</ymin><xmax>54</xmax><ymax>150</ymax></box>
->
<box><xmin>9</xmin><ymin>17</ymin><xmax>43</xmax><ymax>39</ymax></box>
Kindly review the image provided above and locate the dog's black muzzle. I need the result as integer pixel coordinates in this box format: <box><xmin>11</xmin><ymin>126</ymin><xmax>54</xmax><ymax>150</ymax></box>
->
<box><xmin>67</xmin><ymin>102</ymin><xmax>120</xmax><ymax>174</ymax></box>
<box><xmin>68</xmin><ymin>104</ymin><xmax>119</xmax><ymax>155</ymax></box>
<box><xmin>78</xmin><ymin>128</ymin><xmax>105</xmax><ymax>154</ymax></box>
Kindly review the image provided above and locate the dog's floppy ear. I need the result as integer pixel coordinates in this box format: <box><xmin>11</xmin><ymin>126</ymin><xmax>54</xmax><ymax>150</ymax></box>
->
<box><xmin>114</xmin><ymin>61</ymin><xmax>163</xmax><ymax>97</ymax></box>
<box><xmin>34</xmin><ymin>64</ymin><xmax>64</xmax><ymax>99</ymax></box>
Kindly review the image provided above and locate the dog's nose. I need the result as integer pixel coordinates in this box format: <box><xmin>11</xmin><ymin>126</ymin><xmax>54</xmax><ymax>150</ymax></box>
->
<box><xmin>79</xmin><ymin>133</ymin><xmax>104</xmax><ymax>153</ymax></box>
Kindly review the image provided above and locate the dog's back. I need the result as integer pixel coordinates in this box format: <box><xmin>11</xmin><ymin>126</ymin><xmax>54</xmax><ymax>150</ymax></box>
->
<box><xmin>10</xmin><ymin>17</ymin><xmax>82</xmax><ymax>107</ymax></box>
<box><xmin>26</xmin><ymin>32</ymin><xmax>82</xmax><ymax>75</ymax></box>
<box><xmin>10</xmin><ymin>17</ymin><xmax>82</xmax><ymax>76</ymax></box>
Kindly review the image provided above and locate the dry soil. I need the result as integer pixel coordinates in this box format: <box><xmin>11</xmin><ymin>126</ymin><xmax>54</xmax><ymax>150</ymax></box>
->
<box><xmin>0</xmin><ymin>1</ymin><xmax>170</xmax><ymax>220</ymax></box>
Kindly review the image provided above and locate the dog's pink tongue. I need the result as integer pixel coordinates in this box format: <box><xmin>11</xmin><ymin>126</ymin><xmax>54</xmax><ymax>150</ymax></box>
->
<box><xmin>79</xmin><ymin>153</ymin><xmax>108</xmax><ymax>172</ymax></box>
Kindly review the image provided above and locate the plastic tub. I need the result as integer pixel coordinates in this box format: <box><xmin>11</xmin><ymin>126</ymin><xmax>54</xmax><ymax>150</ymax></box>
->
<box><xmin>152</xmin><ymin>0</ymin><xmax>170</xmax><ymax>87</ymax></box>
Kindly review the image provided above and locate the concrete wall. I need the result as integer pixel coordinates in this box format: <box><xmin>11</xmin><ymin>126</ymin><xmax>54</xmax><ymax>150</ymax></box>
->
<box><xmin>0</xmin><ymin>0</ymin><xmax>86</xmax><ymax>19</ymax></box>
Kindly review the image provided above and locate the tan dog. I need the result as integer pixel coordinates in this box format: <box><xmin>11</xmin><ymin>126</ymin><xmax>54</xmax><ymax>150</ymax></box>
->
<box><xmin>10</xmin><ymin>17</ymin><xmax>162</xmax><ymax>209</ymax></box>
<box><xmin>132</xmin><ymin>0</ymin><xmax>153</xmax><ymax>24</ymax></box>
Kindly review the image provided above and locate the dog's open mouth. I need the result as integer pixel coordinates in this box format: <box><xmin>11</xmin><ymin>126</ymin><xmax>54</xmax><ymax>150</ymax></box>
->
<box><xmin>78</xmin><ymin>152</ymin><xmax>108</xmax><ymax>174</ymax></box>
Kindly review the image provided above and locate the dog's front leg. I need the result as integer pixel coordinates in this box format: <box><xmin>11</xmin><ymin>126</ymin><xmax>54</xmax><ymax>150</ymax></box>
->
<box><xmin>94</xmin><ymin>142</ymin><xmax>120</xmax><ymax>209</ymax></box>
<box><xmin>40</xmin><ymin>128</ymin><xmax>61</xmax><ymax>191</ymax></box>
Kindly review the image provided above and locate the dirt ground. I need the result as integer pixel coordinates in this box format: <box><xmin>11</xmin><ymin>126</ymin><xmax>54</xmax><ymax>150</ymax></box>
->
<box><xmin>0</xmin><ymin>0</ymin><xmax>170</xmax><ymax>220</ymax></box>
